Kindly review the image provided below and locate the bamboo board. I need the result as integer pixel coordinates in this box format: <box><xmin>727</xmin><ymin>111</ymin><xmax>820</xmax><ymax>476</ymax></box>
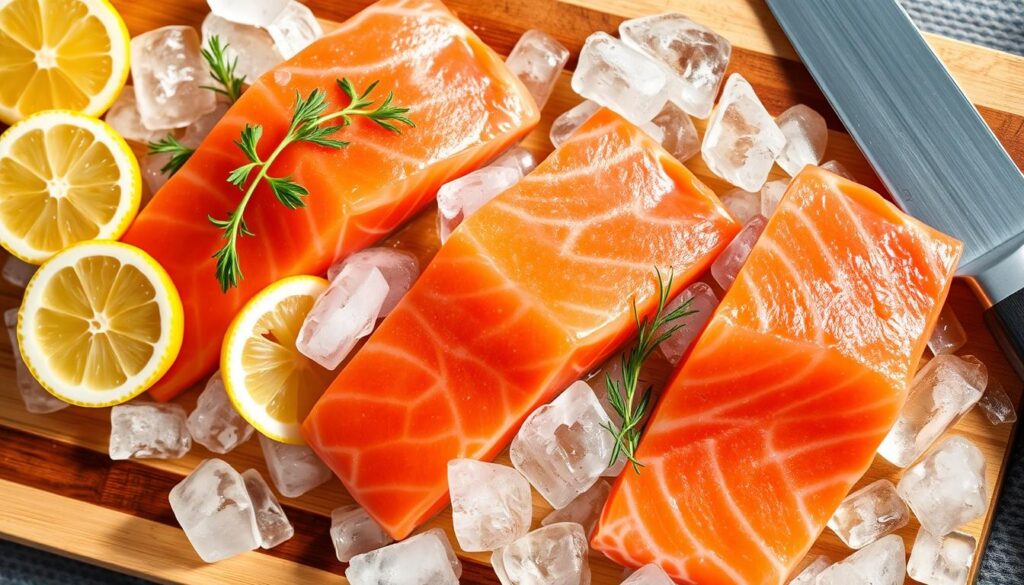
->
<box><xmin>1</xmin><ymin>0</ymin><xmax>1023</xmax><ymax>583</ymax></box>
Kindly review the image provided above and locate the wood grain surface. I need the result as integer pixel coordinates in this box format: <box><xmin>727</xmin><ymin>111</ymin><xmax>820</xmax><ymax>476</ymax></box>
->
<box><xmin>1</xmin><ymin>0</ymin><xmax>1023</xmax><ymax>583</ymax></box>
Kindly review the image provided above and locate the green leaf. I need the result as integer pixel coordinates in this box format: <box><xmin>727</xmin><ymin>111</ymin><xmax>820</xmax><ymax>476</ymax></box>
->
<box><xmin>146</xmin><ymin>134</ymin><xmax>195</xmax><ymax>176</ymax></box>
<box><xmin>235</xmin><ymin>124</ymin><xmax>263</xmax><ymax>163</ymax></box>
<box><xmin>200</xmin><ymin>34</ymin><xmax>245</xmax><ymax>103</ymax></box>
<box><xmin>227</xmin><ymin>162</ymin><xmax>259</xmax><ymax>188</ymax></box>
<box><xmin>266</xmin><ymin>175</ymin><xmax>309</xmax><ymax>209</ymax></box>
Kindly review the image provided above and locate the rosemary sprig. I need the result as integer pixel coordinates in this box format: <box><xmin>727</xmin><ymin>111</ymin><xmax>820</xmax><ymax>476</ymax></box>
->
<box><xmin>200</xmin><ymin>35</ymin><xmax>246</xmax><ymax>104</ymax></box>
<box><xmin>603</xmin><ymin>268</ymin><xmax>696</xmax><ymax>474</ymax></box>
<box><xmin>146</xmin><ymin>134</ymin><xmax>194</xmax><ymax>176</ymax></box>
<box><xmin>209</xmin><ymin>78</ymin><xmax>414</xmax><ymax>291</ymax></box>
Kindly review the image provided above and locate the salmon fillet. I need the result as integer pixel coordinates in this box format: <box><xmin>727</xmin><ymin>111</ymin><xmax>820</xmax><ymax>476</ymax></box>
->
<box><xmin>122</xmin><ymin>0</ymin><xmax>539</xmax><ymax>400</ymax></box>
<box><xmin>302</xmin><ymin>109</ymin><xmax>741</xmax><ymax>539</ymax></box>
<box><xmin>591</xmin><ymin>167</ymin><xmax>962</xmax><ymax>584</ymax></box>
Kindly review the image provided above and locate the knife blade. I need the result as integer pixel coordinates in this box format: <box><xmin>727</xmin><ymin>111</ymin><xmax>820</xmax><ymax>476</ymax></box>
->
<box><xmin>765</xmin><ymin>0</ymin><xmax>1024</xmax><ymax>581</ymax></box>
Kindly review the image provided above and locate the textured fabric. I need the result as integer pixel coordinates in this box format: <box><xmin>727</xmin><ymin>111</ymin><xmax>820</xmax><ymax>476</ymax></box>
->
<box><xmin>0</xmin><ymin>540</ymin><xmax>147</xmax><ymax>585</ymax></box>
<box><xmin>901</xmin><ymin>0</ymin><xmax>1024</xmax><ymax>56</ymax></box>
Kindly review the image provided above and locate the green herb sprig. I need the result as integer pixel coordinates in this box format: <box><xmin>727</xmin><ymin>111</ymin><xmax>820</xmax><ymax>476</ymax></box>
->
<box><xmin>209</xmin><ymin>78</ymin><xmax>414</xmax><ymax>291</ymax></box>
<box><xmin>146</xmin><ymin>134</ymin><xmax>194</xmax><ymax>176</ymax></box>
<box><xmin>603</xmin><ymin>268</ymin><xmax>695</xmax><ymax>474</ymax></box>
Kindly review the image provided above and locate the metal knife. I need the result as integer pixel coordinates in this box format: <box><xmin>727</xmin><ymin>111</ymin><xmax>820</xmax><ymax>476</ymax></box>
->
<box><xmin>765</xmin><ymin>0</ymin><xmax>1024</xmax><ymax>580</ymax></box>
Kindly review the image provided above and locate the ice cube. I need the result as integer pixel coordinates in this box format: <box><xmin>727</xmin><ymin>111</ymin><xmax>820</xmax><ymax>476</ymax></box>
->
<box><xmin>511</xmin><ymin>381</ymin><xmax>615</xmax><ymax>509</ymax></box>
<box><xmin>878</xmin><ymin>354</ymin><xmax>987</xmax><ymax>467</ymax></box>
<box><xmin>488</xmin><ymin>146</ymin><xmax>537</xmax><ymax>176</ymax></box>
<box><xmin>826</xmin><ymin>479</ymin><xmax>910</xmax><ymax>549</ymax></box>
<box><xmin>492</xmin><ymin>522</ymin><xmax>590</xmax><ymax>585</ymax></box>
<box><xmin>907</xmin><ymin>528</ymin><xmax>976</xmax><ymax>585</ymax></box>
<box><xmin>711</xmin><ymin>215</ymin><xmax>768</xmax><ymax>290</ymax></box>
<box><xmin>759</xmin><ymin>179</ymin><xmax>789</xmax><ymax>217</ymax></box>
<box><xmin>720</xmin><ymin>188</ymin><xmax>761</xmax><ymax>224</ymax></box>
<box><xmin>258</xmin><ymin>434</ymin><xmax>332</xmax><ymax>497</ymax></box>
<box><xmin>141</xmin><ymin>152</ymin><xmax>171</xmax><ymax>195</ymax></box>
<box><xmin>182</xmin><ymin>99</ymin><xmax>230</xmax><ymax>149</ymax></box>
<box><xmin>201</xmin><ymin>13</ymin><xmax>283</xmax><ymax>83</ymax></box>
<box><xmin>774</xmin><ymin>104</ymin><xmax>828</xmax><ymax>176</ymax></box>
<box><xmin>701</xmin><ymin>74</ymin><xmax>786</xmax><ymax>192</ymax></box>
<box><xmin>330</xmin><ymin>505</ymin><xmax>394</xmax><ymax>562</ymax></box>
<box><xmin>109</xmin><ymin>402</ymin><xmax>191</xmax><ymax>460</ymax></box>
<box><xmin>928</xmin><ymin>304</ymin><xmax>967</xmax><ymax>356</ymax></box>
<box><xmin>897</xmin><ymin>435</ymin><xmax>988</xmax><ymax>535</ymax></box>
<box><xmin>787</xmin><ymin>555</ymin><xmax>832</xmax><ymax>585</ymax></box>
<box><xmin>104</xmin><ymin>86</ymin><xmax>174</xmax><ymax>143</ymax></box>
<box><xmin>815</xmin><ymin>534</ymin><xmax>905</xmax><ymax>585</ymax></box>
<box><xmin>326</xmin><ymin>247</ymin><xmax>419</xmax><ymax>316</ymax></box>
<box><xmin>267</xmin><ymin>1</ymin><xmax>323</xmax><ymax>59</ymax></box>
<box><xmin>4</xmin><ymin>309</ymin><xmax>67</xmax><ymax>414</ymax></box>
<box><xmin>437</xmin><ymin>166</ymin><xmax>521</xmax><ymax>244</ymax></box>
<box><xmin>821</xmin><ymin>160</ymin><xmax>854</xmax><ymax>180</ymax></box>
<box><xmin>241</xmin><ymin>469</ymin><xmax>293</xmax><ymax>549</ymax></box>
<box><xmin>207</xmin><ymin>0</ymin><xmax>289</xmax><ymax>27</ymax></box>
<box><xmin>3</xmin><ymin>255</ymin><xmax>36</xmax><ymax>288</ymax></box>
<box><xmin>187</xmin><ymin>370</ymin><xmax>255</xmax><ymax>454</ymax></box>
<box><xmin>541</xmin><ymin>479</ymin><xmax>610</xmax><ymax>537</ymax></box>
<box><xmin>346</xmin><ymin>528</ymin><xmax>461</xmax><ymax>585</ymax></box>
<box><xmin>550</xmin><ymin>100</ymin><xmax>601</xmax><ymax>148</ymax></box>
<box><xmin>297</xmin><ymin>263</ymin><xmax>389</xmax><ymax>370</ymax></box>
<box><xmin>130</xmin><ymin>26</ymin><xmax>217</xmax><ymax>130</ymax></box>
<box><xmin>657</xmin><ymin>282</ymin><xmax>718</xmax><ymax>365</ymax></box>
<box><xmin>169</xmin><ymin>458</ymin><xmax>261</xmax><ymax>562</ymax></box>
<box><xmin>571</xmin><ymin>32</ymin><xmax>671</xmax><ymax>126</ymax></box>
<box><xmin>449</xmin><ymin>459</ymin><xmax>532</xmax><ymax>551</ymax></box>
<box><xmin>505</xmin><ymin>30</ymin><xmax>570</xmax><ymax>110</ymax></box>
<box><xmin>619</xmin><ymin>13</ymin><xmax>731</xmax><ymax>119</ymax></box>
<box><xmin>978</xmin><ymin>379</ymin><xmax>1017</xmax><ymax>425</ymax></box>
<box><xmin>621</xmin><ymin>564</ymin><xmax>672</xmax><ymax>585</ymax></box>
<box><xmin>642</xmin><ymin>101</ymin><xmax>698</xmax><ymax>161</ymax></box>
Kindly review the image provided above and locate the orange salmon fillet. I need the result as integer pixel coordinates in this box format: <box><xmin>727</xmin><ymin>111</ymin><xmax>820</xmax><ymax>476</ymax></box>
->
<box><xmin>122</xmin><ymin>0</ymin><xmax>539</xmax><ymax>400</ymax></box>
<box><xmin>302</xmin><ymin>109</ymin><xmax>741</xmax><ymax>539</ymax></box>
<box><xmin>591</xmin><ymin>167</ymin><xmax>962</xmax><ymax>584</ymax></box>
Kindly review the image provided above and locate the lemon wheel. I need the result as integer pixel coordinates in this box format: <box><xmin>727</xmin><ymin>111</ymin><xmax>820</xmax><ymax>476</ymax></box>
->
<box><xmin>18</xmin><ymin>240</ymin><xmax>183</xmax><ymax>406</ymax></box>
<box><xmin>222</xmin><ymin>275</ymin><xmax>336</xmax><ymax>444</ymax></box>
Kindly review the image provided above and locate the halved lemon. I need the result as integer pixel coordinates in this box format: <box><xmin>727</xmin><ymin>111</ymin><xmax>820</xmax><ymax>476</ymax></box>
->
<box><xmin>222</xmin><ymin>275</ymin><xmax>336</xmax><ymax>444</ymax></box>
<box><xmin>0</xmin><ymin>0</ymin><xmax>130</xmax><ymax>124</ymax></box>
<box><xmin>0</xmin><ymin>110</ymin><xmax>140</xmax><ymax>263</ymax></box>
<box><xmin>18</xmin><ymin>240</ymin><xmax>183</xmax><ymax>406</ymax></box>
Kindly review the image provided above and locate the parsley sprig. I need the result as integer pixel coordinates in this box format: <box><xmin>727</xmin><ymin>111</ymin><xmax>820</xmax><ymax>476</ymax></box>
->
<box><xmin>209</xmin><ymin>78</ymin><xmax>414</xmax><ymax>291</ymax></box>
<box><xmin>603</xmin><ymin>268</ymin><xmax>695</xmax><ymax>474</ymax></box>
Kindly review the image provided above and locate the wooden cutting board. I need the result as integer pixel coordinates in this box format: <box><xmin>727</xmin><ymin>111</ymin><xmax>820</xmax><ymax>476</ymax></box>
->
<box><xmin>1</xmin><ymin>0</ymin><xmax>1022</xmax><ymax>583</ymax></box>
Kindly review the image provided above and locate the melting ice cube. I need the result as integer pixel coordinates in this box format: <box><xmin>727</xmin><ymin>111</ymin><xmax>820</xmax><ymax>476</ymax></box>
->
<box><xmin>571</xmin><ymin>32</ymin><xmax>670</xmax><ymax>126</ymax></box>
<box><xmin>621</xmin><ymin>564</ymin><xmax>673</xmax><ymax>585</ymax></box>
<box><xmin>488</xmin><ymin>146</ymin><xmax>537</xmax><ymax>176</ymax></box>
<box><xmin>511</xmin><ymin>381</ymin><xmax>615</xmax><ymax>509</ymax></box>
<box><xmin>978</xmin><ymin>379</ymin><xmax>1017</xmax><ymax>425</ymax></box>
<box><xmin>267</xmin><ymin>1</ymin><xmax>323</xmax><ymax>59</ymax></box>
<box><xmin>656</xmin><ymin>282</ymin><xmax>718</xmax><ymax>365</ymax></box>
<box><xmin>710</xmin><ymin>215</ymin><xmax>767</xmax><ymax>290</ymax></box>
<box><xmin>907</xmin><ymin>528</ymin><xmax>976</xmax><ymax>585</ymax></box>
<box><xmin>187</xmin><ymin>370</ymin><xmax>254</xmax><ymax>454</ymax></box>
<box><xmin>541</xmin><ymin>479</ymin><xmax>610</xmax><ymax>537</ymax></box>
<box><xmin>104</xmin><ymin>86</ymin><xmax>174</xmax><ymax>143</ymax></box>
<box><xmin>642</xmin><ymin>101</ymin><xmax>699</xmax><ymax>161</ymax></box>
<box><xmin>505</xmin><ymin>30</ymin><xmax>570</xmax><ymax>110</ymax></box>
<box><xmin>619</xmin><ymin>13</ymin><xmax>731</xmax><ymax>119</ymax></box>
<box><xmin>2</xmin><ymin>255</ymin><xmax>36</xmax><ymax>289</ymax></box>
<box><xmin>492</xmin><ymin>522</ymin><xmax>590</xmax><ymax>585</ymax></box>
<box><xmin>775</xmin><ymin>104</ymin><xmax>828</xmax><ymax>176</ymax></box>
<box><xmin>169</xmin><ymin>458</ymin><xmax>261</xmax><ymax>562</ymax></box>
<box><xmin>241</xmin><ymin>469</ymin><xmax>294</xmax><ymax>549</ymax></box>
<box><xmin>201</xmin><ymin>13</ymin><xmax>283</xmax><ymax>82</ymax></box>
<box><xmin>897</xmin><ymin>435</ymin><xmax>988</xmax><ymax>536</ymax></box>
<box><xmin>449</xmin><ymin>459</ymin><xmax>532</xmax><ymax>552</ymax></box>
<box><xmin>258</xmin><ymin>434</ymin><xmax>332</xmax><ymax>498</ymax></box>
<box><xmin>787</xmin><ymin>555</ymin><xmax>832</xmax><ymax>585</ymax></box>
<box><xmin>759</xmin><ymin>179</ymin><xmax>789</xmax><ymax>217</ymax></box>
<box><xmin>815</xmin><ymin>534</ymin><xmax>905</xmax><ymax>585</ymax></box>
<box><xmin>701</xmin><ymin>74</ymin><xmax>785</xmax><ymax>192</ymax></box>
<box><xmin>821</xmin><ymin>160</ymin><xmax>854</xmax><ymax>180</ymax></box>
<box><xmin>720</xmin><ymin>188</ymin><xmax>761</xmax><ymax>224</ymax></box>
<box><xmin>207</xmin><ymin>0</ymin><xmax>289</xmax><ymax>27</ymax></box>
<box><xmin>877</xmin><ymin>354</ymin><xmax>987</xmax><ymax>467</ymax></box>
<box><xmin>437</xmin><ymin>166</ymin><xmax>522</xmax><ymax>244</ymax></box>
<box><xmin>182</xmin><ymin>100</ymin><xmax>230</xmax><ymax>149</ymax></box>
<box><xmin>326</xmin><ymin>247</ymin><xmax>419</xmax><ymax>316</ymax></box>
<box><xmin>4</xmin><ymin>309</ymin><xmax>67</xmax><ymax>414</ymax></box>
<box><xmin>550</xmin><ymin>100</ymin><xmax>601</xmax><ymax>148</ymax></box>
<box><xmin>330</xmin><ymin>505</ymin><xmax>394</xmax><ymax>562</ymax></box>
<box><xmin>130</xmin><ymin>26</ymin><xmax>217</xmax><ymax>130</ymax></box>
<box><xmin>109</xmin><ymin>402</ymin><xmax>191</xmax><ymax>460</ymax></box>
<box><xmin>297</xmin><ymin>263</ymin><xmax>388</xmax><ymax>370</ymax></box>
<box><xmin>827</xmin><ymin>479</ymin><xmax>909</xmax><ymax>549</ymax></box>
<box><xmin>141</xmin><ymin>152</ymin><xmax>171</xmax><ymax>195</ymax></box>
<box><xmin>928</xmin><ymin>304</ymin><xmax>967</xmax><ymax>356</ymax></box>
<box><xmin>346</xmin><ymin>528</ymin><xmax>461</xmax><ymax>585</ymax></box>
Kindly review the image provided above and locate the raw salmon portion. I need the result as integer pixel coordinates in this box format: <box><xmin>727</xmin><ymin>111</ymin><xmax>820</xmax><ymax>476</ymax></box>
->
<box><xmin>592</xmin><ymin>167</ymin><xmax>962</xmax><ymax>584</ymax></box>
<box><xmin>302</xmin><ymin>109</ymin><xmax>740</xmax><ymax>539</ymax></box>
<box><xmin>122</xmin><ymin>0</ymin><xmax>539</xmax><ymax>400</ymax></box>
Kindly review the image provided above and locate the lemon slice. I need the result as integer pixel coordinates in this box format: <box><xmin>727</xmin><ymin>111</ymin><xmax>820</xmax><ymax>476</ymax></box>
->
<box><xmin>0</xmin><ymin>110</ymin><xmax>140</xmax><ymax>264</ymax></box>
<box><xmin>18</xmin><ymin>240</ymin><xmax>184</xmax><ymax>406</ymax></box>
<box><xmin>222</xmin><ymin>275</ymin><xmax>336</xmax><ymax>444</ymax></box>
<box><xmin>0</xmin><ymin>0</ymin><xmax>130</xmax><ymax>124</ymax></box>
